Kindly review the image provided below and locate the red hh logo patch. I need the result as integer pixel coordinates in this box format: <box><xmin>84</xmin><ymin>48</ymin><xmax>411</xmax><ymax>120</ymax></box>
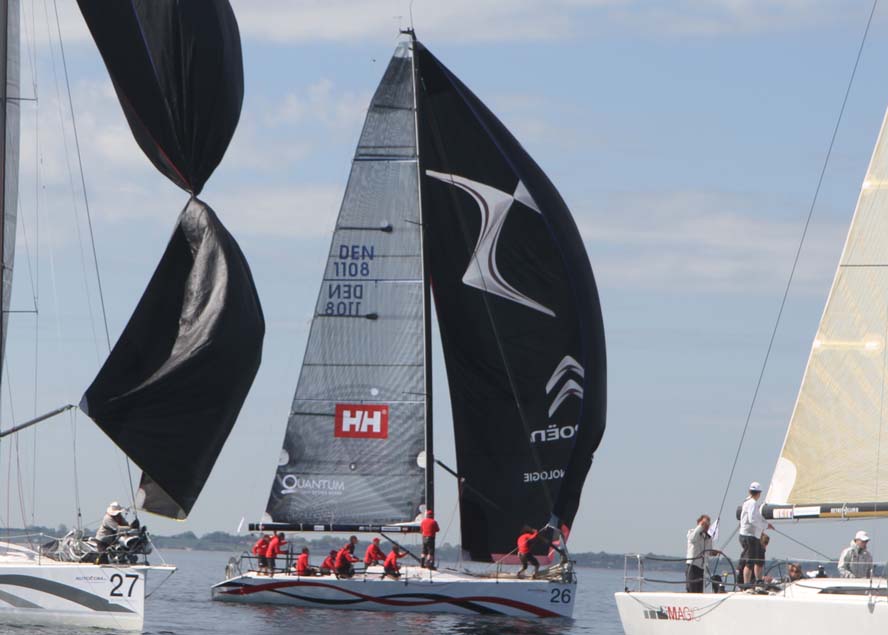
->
<box><xmin>334</xmin><ymin>404</ymin><xmax>389</xmax><ymax>439</ymax></box>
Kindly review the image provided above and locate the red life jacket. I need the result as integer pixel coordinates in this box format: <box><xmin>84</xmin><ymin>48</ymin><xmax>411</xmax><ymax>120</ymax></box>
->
<box><xmin>335</xmin><ymin>546</ymin><xmax>357</xmax><ymax>568</ymax></box>
<box><xmin>296</xmin><ymin>553</ymin><xmax>311</xmax><ymax>575</ymax></box>
<box><xmin>266</xmin><ymin>536</ymin><xmax>286</xmax><ymax>558</ymax></box>
<box><xmin>420</xmin><ymin>518</ymin><xmax>439</xmax><ymax>537</ymax></box>
<box><xmin>252</xmin><ymin>538</ymin><xmax>269</xmax><ymax>556</ymax></box>
<box><xmin>321</xmin><ymin>555</ymin><xmax>336</xmax><ymax>570</ymax></box>
<box><xmin>364</xmin><ymin>543</ymin><xmax>386</xmax><ymax>565</ymax></box>
<box><xmin>517</xmin><ymin>530</ymin><xmax>539</xmax><ymax>554</ymax></box>
<box><xmin>384</xmin><ymin>550</ymin><xmax>402</xmax><ymax>570</ymax></box>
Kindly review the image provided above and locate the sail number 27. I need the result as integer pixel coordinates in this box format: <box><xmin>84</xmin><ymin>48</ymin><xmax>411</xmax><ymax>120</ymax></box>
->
<box><xmin>550</xmin><ymin>587</ymin><xmax>572</xmax><ymax>603</ymax></box>
<box><xmin>109</xmin><ymin>573</ymin><xmax>139</xmax><ymax>598</ymax></box>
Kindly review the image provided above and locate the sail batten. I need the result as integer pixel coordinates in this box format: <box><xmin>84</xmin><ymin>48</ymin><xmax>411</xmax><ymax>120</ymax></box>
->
<box><xmin>767</xmin><ymin>107</ymin><xmax>888</xmax><ymax>509</ymax></box>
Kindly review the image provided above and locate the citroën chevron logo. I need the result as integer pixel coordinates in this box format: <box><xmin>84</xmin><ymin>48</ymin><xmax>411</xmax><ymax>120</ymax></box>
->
<box><xmin>545</xmin><ymin>355</ymin><xmax>584</xmax><ymax>417</ymax></box>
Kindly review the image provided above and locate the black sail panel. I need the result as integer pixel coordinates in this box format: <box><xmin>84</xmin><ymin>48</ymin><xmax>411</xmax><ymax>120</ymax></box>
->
<box><xmin>75</xmin><ymin>0</ymin><xmax>243</xmax><ymax>194</ymax></box>
<box><xmin>80</xmin><ymin>199</ymin><xmax>265</xmax><ymax>519</ymax></box>
<box><xmin>415</xmin><ymin>42</ymin><xmax>606</xmax><ymax>560</ymax></box>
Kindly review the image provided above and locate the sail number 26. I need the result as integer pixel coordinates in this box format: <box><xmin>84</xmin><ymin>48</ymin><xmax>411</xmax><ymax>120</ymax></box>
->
<box><xmin>109</xmin><ymin>573</ymin><xmax>139</xmax><ymax>598</ymax></box>
<box><xmin>550</xmin><ymin>587</ymin><xmax>572</xmax><ymax>603</ymax></box>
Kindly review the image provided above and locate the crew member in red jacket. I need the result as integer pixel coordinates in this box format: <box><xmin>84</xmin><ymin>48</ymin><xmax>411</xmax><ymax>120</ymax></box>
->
<box><xmin>383</xmin><ymin>548</ymin><xmax>408</xmax><ymax>579</ymax></box>
<box><xmin>252</xmin><ymin>533</ymin><xmax>270</xmax><ymax>575</ymax></box>
<box><xmin>420</xmin><ymin>510</ymin><xmax>440</xmax><ymax>569</ymax></box>
<box><xmin>265</xmin><ymin>532</ymin><xmax>288</xmax><ymax>578</ymax></box>
<box><xmin>364</xmin><ymin>537</ymin><xmax>387</xmax><ymax>567</ymax></box>
<box><xmin>517</xmin><ymin>525</ymin><xmax>540</xmax><ymax>578</ymax></box>
<box><xmin>295</xmin><ymin>546</ymin><xmax>317</xmax><ymax>577</ymax></box>
<box><xmin>334</xmin><ymin>535</ymin><xmax>360</xmax><ymax>578</ymax></box>
<box><xmin>320</xmin><ymin>549</ymin><xmax>337</xmax><ymax>575</ymax></box>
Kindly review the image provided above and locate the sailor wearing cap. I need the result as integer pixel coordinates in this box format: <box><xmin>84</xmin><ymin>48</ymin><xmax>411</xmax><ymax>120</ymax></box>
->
<box><xmin>95</xmin><ymin>501</ymin><xmax>131</xmax><ymax>551</ymax></box>
<box><xmin>838</xmin><ymin>530</ymin><xmax>873</xmax><ymax>579</ymax></box>
<box><xmin>739</xmin><ymin>482</ymin><xmax>774</xmax><ymax>585</ymax></box>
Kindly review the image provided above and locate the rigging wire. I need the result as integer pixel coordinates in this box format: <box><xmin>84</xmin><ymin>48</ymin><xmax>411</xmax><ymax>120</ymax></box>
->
<box><xmin>768</xmin><ymin>526</ymin><xmax>832</xmax><ymax>561</ymax></box>
<box><xmin>715</xmin><ymin>0</ymin><xmax>879</xmax><ymax>525</ymax></box>
<box><xmin>41</xmin><ymin>0</ymin><xmax>100</xmax><ymax>364</ymax></box>
<box><xmin>50</xmin><ymin>0</ymin><xmax>139</xmax><ymax>517</ymax></box>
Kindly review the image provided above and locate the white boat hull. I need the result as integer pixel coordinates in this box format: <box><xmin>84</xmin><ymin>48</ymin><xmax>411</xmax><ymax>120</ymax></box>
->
<box><xmin>212</xmin><ymin>566</ymin><xmax>576</xmax><ymax>618</ymax></box>
<box><xmin>616</xmin><ymin>578</ymin><xmax>888</xmax><ymax>634</ymax></box>
<box><xmin>0</xmin><ymin>558</ymin><xmax>173</xmax><ymax>631</ymax></box>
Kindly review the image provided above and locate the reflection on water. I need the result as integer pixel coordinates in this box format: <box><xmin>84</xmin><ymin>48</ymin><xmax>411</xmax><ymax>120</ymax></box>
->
<box><xmin>0</xmin><ymin>551</ymin><xmax>630</xmax><ymax>635</ymax></box>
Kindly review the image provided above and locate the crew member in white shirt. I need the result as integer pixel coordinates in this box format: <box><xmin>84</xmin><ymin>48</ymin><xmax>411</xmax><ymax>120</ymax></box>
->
<box><xmin>686</xmin><ymin>514</ymin><xmax>712</xmax><ymax>593</ymax></box>
<box><xmin>738</xmin><ymin>482</ymin><xmax>773</xmax><ymax>585</ymax></box>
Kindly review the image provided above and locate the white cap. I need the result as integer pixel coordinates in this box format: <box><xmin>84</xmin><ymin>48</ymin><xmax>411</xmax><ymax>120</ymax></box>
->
<box><xmin>748</xmin><ymin>482</ymin><xmax>762</xmax><ymax>492</ymax></box>
<box><xmin>106</xmin><ymin>501</ymin><xmax>124</xmax><ymax>515</ymax></box>
<box><xmin>855</xmin><ymin>530</ymin><xmax>870</xmax><ymax>542</ymax></box>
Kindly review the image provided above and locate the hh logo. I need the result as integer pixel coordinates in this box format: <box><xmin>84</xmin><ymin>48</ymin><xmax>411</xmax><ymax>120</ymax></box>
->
<box><xmin>335</xmin><ymin>404</ymin><xmax>389</xmax><ymax>439</ymax></box>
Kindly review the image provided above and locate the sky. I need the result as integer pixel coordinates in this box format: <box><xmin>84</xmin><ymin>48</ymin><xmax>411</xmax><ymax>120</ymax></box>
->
<box><xmin>5</xmin><ymin>0</ymin><xmax>888</xmax><ymax>565</ymax></box>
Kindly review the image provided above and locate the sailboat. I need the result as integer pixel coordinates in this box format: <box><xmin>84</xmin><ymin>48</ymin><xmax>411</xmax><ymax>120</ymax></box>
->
<box><xmin>614</xmin><ymin>102</ymin><xmax>888</xmax><ymax>634</ymax></box>
<box><xmin>211</xmin><ymin>31</ymin><xmax>606</xmax><ymax>619</ymax></box>
<box><xmin>0</xmin><ymin>1</ymin><xmax>263</xmax><ymax>630</ymax></box>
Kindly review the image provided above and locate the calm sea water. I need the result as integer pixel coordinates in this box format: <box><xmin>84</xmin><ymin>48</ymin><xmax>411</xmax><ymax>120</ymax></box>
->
<box><xmin>1</xmin><ymin>550</ymin><xmax>677</xmax><ymax>634</ymax></box>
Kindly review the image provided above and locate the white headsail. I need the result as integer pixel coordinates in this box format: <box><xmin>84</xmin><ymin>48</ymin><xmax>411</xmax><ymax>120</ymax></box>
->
<box><xmin>768</xmin><ymin>108</ymin><xmax>888</xmax><ymax>511</ymax></box>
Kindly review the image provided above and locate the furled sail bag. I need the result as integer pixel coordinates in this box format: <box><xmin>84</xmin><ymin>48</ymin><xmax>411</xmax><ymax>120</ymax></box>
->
<box><xmin>77</xmin><ymin>1</ymin><xmax>264</xmax><ymax>519</ymax></box>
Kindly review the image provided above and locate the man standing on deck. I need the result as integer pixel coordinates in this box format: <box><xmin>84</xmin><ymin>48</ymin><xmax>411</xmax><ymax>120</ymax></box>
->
<box><xmin>420</xmin><ymin>510</ymin><xmax>440</xmax><ymax>569</ymax></box>
<box><xmin>838</xmin><ymin>531</ymin><xmax>874</xmax><ymax>578</ymax></box>
<box><xmin>265</xmin><ymin>532</ymin><xmax>288</xmax><ymax>578</ymax></box>
<box><xmin>686</xmin><ymin>515</ymin><xmax>712</xmax><ymax>593</ymax></box>
<box><xmin>739</xmin><ymin>482</ymin><xmax>773</xmax><ymax>585</ymax></box>
<box><xmin>517</xmin><ymin>525</ymin><xmax>541</xmax><ymax>578</ymax></box>
<box><xmin>252</xmin><ymin>533</ymin><xmax>270</xmax><ymax>575</ymax></box>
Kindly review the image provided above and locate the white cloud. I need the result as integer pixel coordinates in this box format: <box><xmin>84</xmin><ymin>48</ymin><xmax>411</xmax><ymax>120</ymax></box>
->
<box><xmin>578</xmin><ymin>190</ymin><xmax>846</xmax><ymax>293</ymax></box>
<box><xmin>39</xmin><ymin>0</ymin><xmax>855</xmax><ymax>48</ymax></box>
<box><xmin>215</xmin><ymin>184</ymin><xmax>344</xmax><ymax>238</ymax></box>
<box><xmin>269</xmin><ymin>79</ymin><xmax>370</xmax><ymax>132</ymax></box>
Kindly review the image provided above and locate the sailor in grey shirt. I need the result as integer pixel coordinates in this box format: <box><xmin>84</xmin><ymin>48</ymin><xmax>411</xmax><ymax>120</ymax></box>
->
<box><xmin>838</xmin><ymin>531</ymin><xmax>873</xmax><ymax>579</ymax></box>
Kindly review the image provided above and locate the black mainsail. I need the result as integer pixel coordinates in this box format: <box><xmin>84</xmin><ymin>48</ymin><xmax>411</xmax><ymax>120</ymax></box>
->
<box><xmin>0</xmin><ymin>0</ymin><xmax>18</xmax><ymax>374</ymax></box>
<box><xmin>260</xmin><ymin>37</ymin><xmax>605</xmax><ymax>558</ymax></box>
<box><xmin>76</xmin><ymin>0</ymin><xmax>264</xmax><ymax>520</ymax></box>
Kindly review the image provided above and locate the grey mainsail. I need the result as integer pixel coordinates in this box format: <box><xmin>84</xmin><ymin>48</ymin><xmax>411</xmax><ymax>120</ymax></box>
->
<box><xmin>0</xmin><ymin>0</ymin><xmax>19</xmax><ymax>370</ymax></box>
<box><xmin>263</xmin><ymin>43</ymin><xmax>428</xmax><ymax>528</ymax></box>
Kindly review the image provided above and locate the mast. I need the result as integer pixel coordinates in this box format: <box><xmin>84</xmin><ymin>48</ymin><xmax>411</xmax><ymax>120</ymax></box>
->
<box><xmin>0</xmin><ymin>0</ymin><xmax>9</xmax><ymax>387</ymax></box>
<box><xmin>406</xmin><ymin>27</ymin><xmax>434</xmax><ymax>515</ymax></box>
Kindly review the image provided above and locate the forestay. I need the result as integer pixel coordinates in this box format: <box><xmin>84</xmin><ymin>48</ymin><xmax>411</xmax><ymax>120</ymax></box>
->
<box><xmin>768</xmin><ymin>108</ymin><xmax>888</xmax><ymax>513</ymax></box>
<box><xmin>263</xmin><ymin>44</ymin><xmax>427</xmax><ymax>528</ymax></box>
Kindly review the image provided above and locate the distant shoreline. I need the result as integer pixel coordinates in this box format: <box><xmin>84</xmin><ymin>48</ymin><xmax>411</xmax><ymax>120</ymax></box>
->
<box><xmin>5</xmin><ymin>526</ymin><xmax>836</xmax><ymax>574</ymax></box>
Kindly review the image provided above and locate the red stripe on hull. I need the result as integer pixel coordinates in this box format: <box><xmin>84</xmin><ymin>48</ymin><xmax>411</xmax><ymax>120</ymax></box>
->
<box><xmin>221</xmin><ymin>579</ymin><xmax>561</xmax><ymax>618</ymax></box>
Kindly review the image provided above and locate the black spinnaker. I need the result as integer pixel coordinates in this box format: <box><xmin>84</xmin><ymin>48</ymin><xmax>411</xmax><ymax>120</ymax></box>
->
<box><xmin>76</xmin><ymin>0</ymin><xmax>264</xmax><ymax>519</ymax></box>
<box><xmin>415</xmin><ymin>42</ymin><xmax>606</xmax><ymax>561</ymax></box>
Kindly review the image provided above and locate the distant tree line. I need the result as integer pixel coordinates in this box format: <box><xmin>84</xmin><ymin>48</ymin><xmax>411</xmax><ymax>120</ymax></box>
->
<box><xmin>0</xmin><ymin>526</ymin><xmax>853</xmax><ymax>576</ymax></box>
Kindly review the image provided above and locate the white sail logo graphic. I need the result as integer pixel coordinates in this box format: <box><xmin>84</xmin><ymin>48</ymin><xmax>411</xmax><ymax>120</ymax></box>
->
<box><xmin>426</xmin><ymin>170</ymin><xmax>555</xmax><ymax>317</ymax></box>
<box><xmin>546</xmin><ymin>355</ymin><xmax>584</xmax><ymax>417</ymax></box>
